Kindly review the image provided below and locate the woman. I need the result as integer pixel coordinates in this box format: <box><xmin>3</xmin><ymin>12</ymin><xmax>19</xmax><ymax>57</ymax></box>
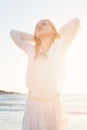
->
<box><xmin>10</xmin><ymin>17</ymin><xmax>80</xmax><ymax>130</ymax></box>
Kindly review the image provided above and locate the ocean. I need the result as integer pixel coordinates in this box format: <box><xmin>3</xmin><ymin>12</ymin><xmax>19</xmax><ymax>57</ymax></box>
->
<box><xmin>0</xmin><ymin>93</ymin><xmax>87</xmax><ymax>130</ymax></box>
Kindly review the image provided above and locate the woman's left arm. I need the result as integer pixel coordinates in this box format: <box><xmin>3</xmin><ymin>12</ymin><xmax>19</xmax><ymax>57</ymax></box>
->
<box><xmin>59</xmin><ymin>17</ymin><xmax>80</xmax><ymax>48</ymax></box>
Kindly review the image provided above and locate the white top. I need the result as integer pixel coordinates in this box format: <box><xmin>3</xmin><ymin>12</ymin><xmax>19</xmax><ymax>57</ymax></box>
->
<box><xmin>10</xmin><ymin>18</ymin><xmax>80</xmax><ymax>98</ymax></box>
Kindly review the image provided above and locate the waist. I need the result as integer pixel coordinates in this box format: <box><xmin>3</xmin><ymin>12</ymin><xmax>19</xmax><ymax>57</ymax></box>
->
<box><xmin>28</xmin><ymin>91</ymin><xmax>62</xmax><ymax>102</ymax></box>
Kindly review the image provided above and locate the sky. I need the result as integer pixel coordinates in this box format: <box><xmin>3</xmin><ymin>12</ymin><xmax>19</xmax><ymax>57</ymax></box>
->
<box><xmin>0</xmin><ymin>0</ymin><xmax>87</xmax><ymax>93</ymax></box>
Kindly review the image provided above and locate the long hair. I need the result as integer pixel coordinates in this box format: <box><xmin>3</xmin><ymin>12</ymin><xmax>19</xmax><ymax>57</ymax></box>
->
<box><xmin>34</xmin><ymin>19</ymin><xmax>61</xmax><ymax>59</ymax></box>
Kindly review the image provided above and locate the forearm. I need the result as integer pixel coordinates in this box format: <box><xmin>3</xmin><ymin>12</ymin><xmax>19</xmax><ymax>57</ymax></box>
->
<box><xmin>59</xmin><ymin>17</ymin><xmax>80</xmax><ymax>37</ymax></box>
<box><xmin>59</xmin><ymin>17</ymin><xmax>80</xmax><ymax>45</ymax></box>
<box><xmin>10</xmin><ymin>30</ymin><xmax>32</xmax><ymax>53</ymax></box>
<box><xmin>10</xmin><ymin>30</ymin><xmax>34</xmax><ymax>42</ymax></box>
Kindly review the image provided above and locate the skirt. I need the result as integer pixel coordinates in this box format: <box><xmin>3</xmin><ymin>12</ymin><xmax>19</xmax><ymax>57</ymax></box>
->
<box><xmin>22</xmin><ymin>93</ymin><xmax>68</xmax><ymax>130</ymax></box>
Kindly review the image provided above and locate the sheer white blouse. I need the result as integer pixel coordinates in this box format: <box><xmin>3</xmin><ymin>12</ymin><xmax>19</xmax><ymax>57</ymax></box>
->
<box><xmin>10</xmin><ymin>18</ymin><xmax>80</xmax><ymax>98</ymax></box>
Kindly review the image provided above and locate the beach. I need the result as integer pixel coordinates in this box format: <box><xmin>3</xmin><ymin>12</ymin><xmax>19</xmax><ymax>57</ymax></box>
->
<box><xmin>0</xmin><ymin>93</ymin><xmax>87</xmax><ymax>130</ymax></box>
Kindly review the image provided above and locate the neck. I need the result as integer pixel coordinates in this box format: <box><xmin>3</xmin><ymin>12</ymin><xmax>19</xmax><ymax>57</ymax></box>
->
<box><xmin>40</xmin><ymin>35</ymin><xmax>54</xmax><ymax>48</ymax></box>
<box><xmin>35</xmin><ymin>35</ymin><xmax>55</xmax><ymax>59</ymax></box>
<box><xmin>38</xmin><ymin>37</ymin><xmax>54</xmax><ymax>57</ymax></box>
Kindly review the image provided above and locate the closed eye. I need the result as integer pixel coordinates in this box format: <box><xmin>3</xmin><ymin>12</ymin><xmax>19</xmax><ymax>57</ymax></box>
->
<box><xmin>36</xmin><ymin>22</ymin><xmax>47</xmax><ymax>28</ymax></box>
<box><xmin>42</xmin><ymin>23</ymin><xmax>46</xmax><ymax>26</ymax></box>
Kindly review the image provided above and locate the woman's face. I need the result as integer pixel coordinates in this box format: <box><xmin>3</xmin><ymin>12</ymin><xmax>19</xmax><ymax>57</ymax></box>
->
<box><xmin>35</xmin><ymin>20</ymin><xmax>56</xmax><ymax>38</ymax></box>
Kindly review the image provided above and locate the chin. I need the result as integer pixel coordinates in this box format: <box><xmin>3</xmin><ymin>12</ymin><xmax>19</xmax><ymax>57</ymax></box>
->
<box><xmin>36</xmin><ymin>32</ymin><xmax>44</xmax><ymax>38</ymax></box>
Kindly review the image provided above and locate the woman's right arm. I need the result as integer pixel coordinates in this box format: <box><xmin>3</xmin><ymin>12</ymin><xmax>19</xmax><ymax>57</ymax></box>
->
<box><xmin>10</xmin><ymin>30</ymin><xmax>34</xmax><ymax>53</ymax></box>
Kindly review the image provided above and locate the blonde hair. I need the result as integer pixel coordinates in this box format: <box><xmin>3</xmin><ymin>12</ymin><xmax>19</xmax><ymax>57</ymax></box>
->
<box><xmin>34</xmin><ymin>19</ymin><xmax>61</xmax><ymax>59</ymax></box>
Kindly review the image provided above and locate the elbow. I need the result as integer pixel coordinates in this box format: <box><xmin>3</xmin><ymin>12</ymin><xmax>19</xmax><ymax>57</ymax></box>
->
<box><xmin>10</xmin><ymin>30</ymin><xmax>20</xmax><ymax>41</ymax></box>
<box><xmin>10</xmin><ymin>30</ymin><xmax>15</xmax><ymax>38</ymax></box>
<box><xmin>74</xmin><ymin>17</ymin><xmax>80</xmax><ymax>21</ymax></box>
<box><xmin>74</xmin><ymin>17</ymin><xmax>80</xmax><ymax>26</ymax></box>
<box><xmin>10</xmin><ymin>30</ymin><xmax>20</xmax><ymax>43</ymax></box>
<box><xmin>71</xmin><ymin>17</ymin><xmax>80</xmax><ymax>31</ymax></box>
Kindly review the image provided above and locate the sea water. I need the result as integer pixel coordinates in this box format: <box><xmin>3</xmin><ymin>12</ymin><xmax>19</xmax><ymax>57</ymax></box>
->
<box><xmin>0</xmin><ymin>93</ymin><xmax>87</xmax><ymax>130</ymax></box>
